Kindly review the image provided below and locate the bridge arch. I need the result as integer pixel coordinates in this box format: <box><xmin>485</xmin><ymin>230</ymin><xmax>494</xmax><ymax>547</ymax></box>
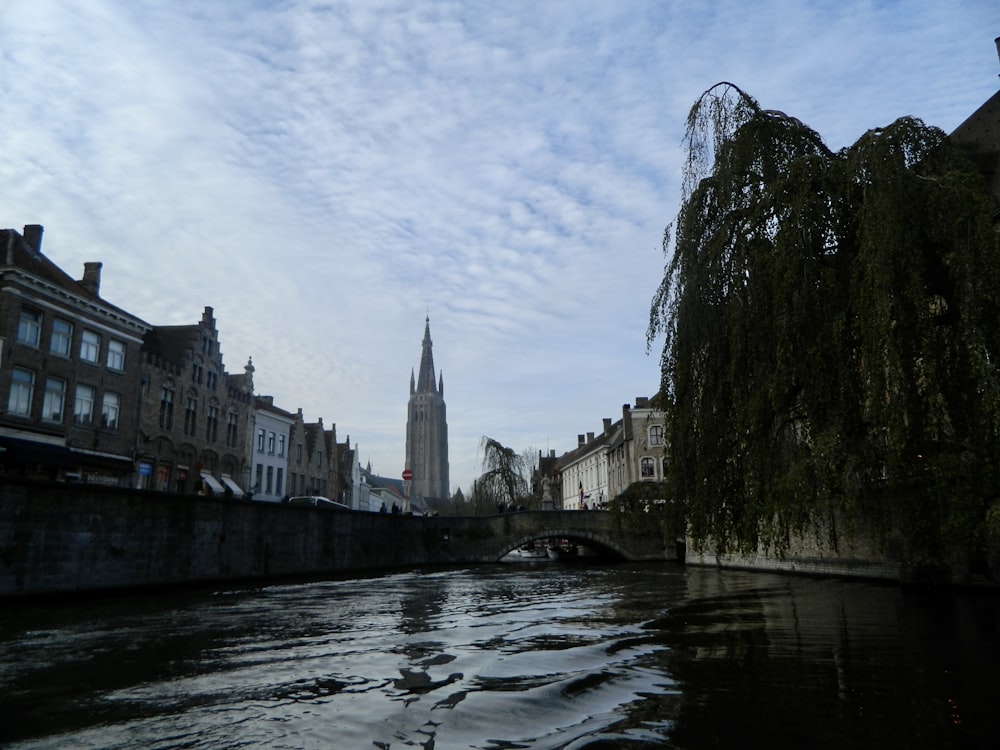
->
<box><xmin>496</xmin><ymin>530</ymin><xmax>633</xmax><ymax>561</ymax></box>
<box><xmin>431</xmin><ymin>510</ymin><xmax>672</xmax><ymax>563</ymax></box>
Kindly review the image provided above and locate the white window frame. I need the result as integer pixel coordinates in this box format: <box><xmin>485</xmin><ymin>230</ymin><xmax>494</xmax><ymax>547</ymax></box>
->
<box><xmin>102</xmin><ymin>391</ymin><xmax>121</xmax><ymax>429</ymax></box>
<box><xmin>107</xmin><ymin>339</ymin><xmax>126</xmax><ymax>371</ymax></box>
<box><xmin>7</xmin><ymin>367</ymin><xmax>34</xmax><ymax>415</ymax></box>
<box><xmin>42</xmin><ymin>377</ymin><xmax>66</xmax><ymax>422</ymax></box>
<box><xmin>74</xmin><ymin>384</ymin><xmax>95</xmax><ymax>425</ymax></box>
<box><xmin>50</xmin><ymin>318</ymin><xmax>73</xmax><ymax>357</ymax></box>
<box><xmin>17</xmin><ymin>310</ymin><xmax>41</xmax><ymax>346</ymax></box>
<box><xmin>80</xmin><ymin>329</ymin><xmax>100</xmax><ymax>363</ymax></box>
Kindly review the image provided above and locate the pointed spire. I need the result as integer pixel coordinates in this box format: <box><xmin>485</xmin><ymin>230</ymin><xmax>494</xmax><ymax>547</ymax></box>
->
<box><xmin>416</xmin><ymin>316</ymin><xmax>437</xmax><ymax>394</ymax></box>
<box><xmin>410</xmin><ymin>367</ymin><xmax>415</xmax><ymax>395</ymax></box>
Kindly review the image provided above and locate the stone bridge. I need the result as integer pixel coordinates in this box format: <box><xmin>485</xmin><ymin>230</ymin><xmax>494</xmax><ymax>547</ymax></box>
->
<box><xmin>0</xmin><ymin>479</ymin><xmax>678</xmax><ymax>598</ymax></box>
<box><xmin>422</xmin><ymin>509</ymin><xmax>675</xmax><ymax>563</ymax></box>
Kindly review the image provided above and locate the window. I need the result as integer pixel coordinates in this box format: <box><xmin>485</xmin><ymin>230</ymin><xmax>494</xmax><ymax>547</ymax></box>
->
<box><xmin>74</xmin><ymin>384</ymin><xmax>95</xmax><ymax>424</ymax></box>
<box><xmin>159</xmin><ymin>388</ymin><xmax>174</xmax><ymax>429</ymax></box>
<box><xmin>80</xmin><ymin>330</ymin><xmax>100</xmax><ymax>363</ymax></box>
<box><xmin>183</xmin><ymin>396</ymin><xmax>197</xmax><ymax>436</ymax></box>
<box><xmin>7</xmin><ymin>368</ymin><xmax>34</xmax><ymax>415</ymax></box>
<box><xmin>17</xmin><ymin>310</ymin><xmax>41</xmax><ymax>346</ymax></box>
<box><xmin>266</xmin><ymin>465</ymin><xmax>274</xmax><ymax>494</ymax></box>
<box><xmin>278</xmin><ymin>434</ymin><xmax>286</xmax><ymax>457</ymax></box>
<box><xmin>640</xmin><ymin>457</ymin><xmax>655</xmax><ymax>478</ymax></box>
<box><xmin>206</xmin><ymin>405</ymin><xmax>219</xmax><ymax>442</ymax></box>
<box><xmin>206</xmin><ymin>370</ymin><xmax>217</xmax><ymax>390</ymax></box>
<box><xmin>226</xmin><ymin>412</ymin><xmax>238</xmax><ymax>447</ymax></box>
<box><xmin>267</xmin><ymin>431</ymin><xmax>275</xmax><ymax>455</ymax></box>
<box><xmin>296</xmin><ymin>443</ymin><xmax>302</xmax><ymax>463</ymax></box>
<box><xmin>107</xmin><ymin>339</ymin><xmax>126</xmax><ymax>371</ymax></box>
<box><xmin>50</xmin><ymin>319</ymin><xmax>73</xmax><ymax>356</ymax></box>
<box><xmin>649</xmin><ymin>425</ymin><xmax>664</xmax><ymax>446</ymax></box>
<box><xmin>316</xmin><ymin>449</ymin><xmax>322</xmax><ymax>469</ymax></box>
<box><xmin>256</xmin><ymin>428</ymin><xmax>266</xmax><ymax>452</ymax></box>
<box><xmin>255</xmin><ymin>464</ymin><xmax>264</xmax><ymax>492</ymax></box>
<box><xmin>276</xmin><ymin>467</ymin><xmax>284</xmax><ymax>496</ymax></box>
<box><xmin>102</xmin><ymin>392</ymin><xmax>121</xmax><ymax>429</ymax></box>
<box><xmin>42</xmin><ymin>377</ymin><xmax>66</xmax><ymax>422</ymax></box>
<box><xmin>192</xmin><ymin>363</ymin><xmax>202</xmax><ymax>384</ymax></box>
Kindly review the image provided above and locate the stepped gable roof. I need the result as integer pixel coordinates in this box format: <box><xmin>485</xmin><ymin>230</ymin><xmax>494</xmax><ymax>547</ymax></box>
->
<box><xmin>142</xmin><ymin>324</ymin><xmax>199</xmax><ymax>364</ymax></box>
<box><xmin>303</xmin><ymin>421</ymin><xmax>330</xmax><ymax>458</ymax></box>
<box><xmin>2</xmin><ymin>226</ymin><xmax>146</xmax><ymax>324</ymax></box>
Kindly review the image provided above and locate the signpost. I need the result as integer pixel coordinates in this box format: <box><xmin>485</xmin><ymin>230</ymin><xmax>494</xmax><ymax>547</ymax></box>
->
<box><xmin>402</xmin><ymin>469</ymin><xmax>412</xmax><ymax>499</ymax></box>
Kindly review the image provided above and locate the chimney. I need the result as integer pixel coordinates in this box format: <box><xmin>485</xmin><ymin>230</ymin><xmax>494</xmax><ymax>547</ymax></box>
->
<box><xmin>22</xmin><ymin>224</ymin><xmax>43</xmax><ymax>253</ymax></box>
<box><xmin>80</xmin><ymin>262</ymin><xmax>102</xmax><ymax>295</ymax></box>
<box><xmin>587</xmin><ymin>432</ymin><xmax>595</xmax><ymax>443</ymax></box>
<box><xmin>603</xmin><ymin>418</ymin><xmax>612</xmax><ymax>433</ymax></box>
<box><xmin>635</xmin><ymin>396</ymin><xmax>649</xmax><ymax>408</ymax></box>
<box><xmin>578</xmin><ymin>434</ymin><xmax>585</xmax><ymax>447</ymax></box>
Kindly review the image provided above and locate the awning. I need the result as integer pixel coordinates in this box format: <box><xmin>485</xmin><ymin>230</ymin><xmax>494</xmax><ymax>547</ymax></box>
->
<box><xmin>200</xmin><ymin>472</ymin><xmax>226</xmax><ymax>495</ymax></box>
<box><xmin>220</xmin><ymin>474</ymin><xmax>245</xmax><ymax>497</ymax></box>
<box><xmin>0</xmin><ymin>436</ymin><xmax>76</xmax><ymax>468</ymax></box>
<box><xmin>69</xmin><ymin>448</ymin><xmax>135</xmax><ymax>472</ymax></box>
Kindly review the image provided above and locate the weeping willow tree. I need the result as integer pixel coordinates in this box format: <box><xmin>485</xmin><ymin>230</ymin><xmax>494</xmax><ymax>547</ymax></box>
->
<box><xmin>476</xmin><ymin>436</ymin><xmax>529</xmax><ymax>511</ymax></box>
<box><xmin>648</xmin><ymin>83</ymin><xmax>1000</xmax><ymax>565</ymax></box>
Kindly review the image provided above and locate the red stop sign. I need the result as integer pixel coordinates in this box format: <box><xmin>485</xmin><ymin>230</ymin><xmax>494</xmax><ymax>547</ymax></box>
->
<box><xmin>402</xmin><ymin>469</ymin><xmax>413</xmax><ymax>481</ymax></box>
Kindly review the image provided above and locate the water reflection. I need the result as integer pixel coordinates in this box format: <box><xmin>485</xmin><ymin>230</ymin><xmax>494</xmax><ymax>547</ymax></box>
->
<box><xmin>0</xmin><ymin>564</ymin><xmax>997</xmax><ymax>749</ymax></box>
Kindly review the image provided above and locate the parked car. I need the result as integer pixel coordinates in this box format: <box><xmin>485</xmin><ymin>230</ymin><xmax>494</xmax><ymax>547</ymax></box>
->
<box><xmin>287</xmin><ymin>496</ymin><xmax>349</xmax><ymax>510</ymax></box>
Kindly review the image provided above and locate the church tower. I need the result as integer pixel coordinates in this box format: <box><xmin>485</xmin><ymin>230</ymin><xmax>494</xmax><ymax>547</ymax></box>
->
<box><xmin>405</xmin><ymin>317</ymin><xmax>450</xmax><ymax>501</ymax></box>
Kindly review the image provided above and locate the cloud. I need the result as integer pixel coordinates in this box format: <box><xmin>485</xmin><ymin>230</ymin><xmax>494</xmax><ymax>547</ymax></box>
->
<box><xmin>2</xmin><ymin>0</ymin><xmax>998</xmax><ymax>491</ymax></box>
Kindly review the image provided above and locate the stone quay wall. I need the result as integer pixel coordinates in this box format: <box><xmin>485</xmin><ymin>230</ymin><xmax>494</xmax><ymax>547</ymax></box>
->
<box><xmin>0</xmin><ymin>479</ymin><xmax>672</xmax><ymax>598</ymax></box>
<box><xmin>685</xmin><ymin>508</ymin><xmax>999</xmax><ymax>587</ymax></box>
<box><xmin>0</xmin><ymin>479</ymin><xmax>452</xmax><ymax>598</ymax></box>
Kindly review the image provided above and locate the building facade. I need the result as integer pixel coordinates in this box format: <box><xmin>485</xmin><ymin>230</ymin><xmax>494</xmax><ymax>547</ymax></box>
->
<box><xmin>250</xmin><ymin>396</ymin><xmax>295</xmax><ymax>502</ymax></box>
<box><xmin>558</xmin><ymin>397</ymin><xmax>666</xmax><ymax>510</ymax></box>
<box><xmin>405</xmin><ymin>317</ymin><xmax>449</xmax><ymax>502</ymax></box>
<box><xmin>0</xmin><ymin>225</ymin><xmax>150</xmax><ymax>485</ymax></box>
<box><xmin>287</xmin><ymin>410</ymin><xmax>339</xmax><ymax>501</ymax></box>
<box><xmin>138</xmin><ymin>307</ymin><xmax>253</xmax><ymax>495</ymax></box>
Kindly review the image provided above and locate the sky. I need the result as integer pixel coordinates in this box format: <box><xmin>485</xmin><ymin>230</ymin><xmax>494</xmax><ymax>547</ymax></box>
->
<box><xmin>2</xmin><ymin>1</ymin><xmax>998</xmax><ymax>495</ymax></box>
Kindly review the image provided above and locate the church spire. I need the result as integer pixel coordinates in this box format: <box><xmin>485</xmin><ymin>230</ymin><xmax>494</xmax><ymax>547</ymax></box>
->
<box><xmin>416</xmin><ymin>316</ymin><xmax>437</xmax><ymax>394</ymax></box>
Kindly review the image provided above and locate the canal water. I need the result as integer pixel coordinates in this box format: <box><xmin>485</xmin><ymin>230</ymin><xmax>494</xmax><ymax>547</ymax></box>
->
<box><xmin>1</xmin><ymin>561</ymin><xmax>998</xmax><ymax>749</ymax></box>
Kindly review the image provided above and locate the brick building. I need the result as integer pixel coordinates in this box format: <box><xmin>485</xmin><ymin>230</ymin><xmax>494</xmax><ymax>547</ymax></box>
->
<box><xmin>138</xmin><ymin>307</ymin><xmax>253</xmax><ymax>495</ymax></box>
<box><xmin>286</xmin><ymin>409</ymin><xmax>340</xmax><ymax>501</ymax></box>
<box><xmin>0</xmin><ymin>225</ymin><xmax>150</xmax><ymax>484</ymax></box>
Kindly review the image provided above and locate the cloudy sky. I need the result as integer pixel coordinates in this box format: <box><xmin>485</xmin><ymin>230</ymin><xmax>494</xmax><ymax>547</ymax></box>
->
<box><xmin>2</xmin><ymin>1</ymin><xmax>998</xmax><ymax>493</ymax></box>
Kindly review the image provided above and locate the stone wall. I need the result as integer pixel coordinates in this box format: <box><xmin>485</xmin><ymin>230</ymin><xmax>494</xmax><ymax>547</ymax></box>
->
<box><xmin>0</xmin><ymin>478</ymin><xmax>672</xmax><ymax>598</ymax></box>
<box><xmin>0</xmin><ymin>479</ymin><xmax>444</xmax><ymax>597</ymax></box>
<box><xmin>684</xmin><ymin>510</ymin><xmax>998</xmax><ymax>586</ymax></box>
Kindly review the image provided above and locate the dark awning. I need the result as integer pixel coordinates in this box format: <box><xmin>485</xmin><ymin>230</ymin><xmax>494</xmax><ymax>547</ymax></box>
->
<box><xmin>0</xmin><ymin>436</ymin><xmax>76</xmax><ymax>468</ymax></box>
<box><xmin>70</xmin><ymin>449</ymin><xmax>135</xmax><ymax>472</ymax></box>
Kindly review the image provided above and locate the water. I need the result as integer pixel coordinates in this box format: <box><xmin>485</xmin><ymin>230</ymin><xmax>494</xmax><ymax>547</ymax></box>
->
<box><xmin>1</xmin><ymin>561</ymin><xmax>998</xmax><ymax>749</ymax></box>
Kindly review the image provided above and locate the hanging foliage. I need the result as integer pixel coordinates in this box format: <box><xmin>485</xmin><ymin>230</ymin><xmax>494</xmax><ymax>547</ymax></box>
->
<box><xmin>648</xmin><ymin>83</ymin><xmax>1000</xmax><ymax>563</ymax></box>
<box><xmin>476</xmin><ymin>436</ymin><xmax>529</xmax><ymax>510</ymax></box>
